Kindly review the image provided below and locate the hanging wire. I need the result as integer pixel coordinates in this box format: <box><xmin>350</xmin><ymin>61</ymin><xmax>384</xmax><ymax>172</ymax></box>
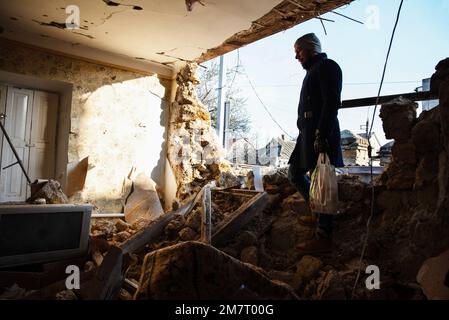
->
<box><xmin>228</xmin><ymin>49</ymin><xmax>240</xmax><ymax>93</ymax></box>
<box><xmin>240</xmin><ymin>63</ymin><xmax>294</xmax><ymax>140</ymax></box>
<box><xmin>319</xmin><ymin>16</ymin><xmax>328</xmax><ymax>35</ymax></box>
<box><xmin>330</xmin><ymin>10</ymin><xmax>364</xmax><ymax>24</ymax></box>
<box><xmin>351</xmin><ymin>0</ymin><xmax>405</xmax><ymax>299</ymax></box>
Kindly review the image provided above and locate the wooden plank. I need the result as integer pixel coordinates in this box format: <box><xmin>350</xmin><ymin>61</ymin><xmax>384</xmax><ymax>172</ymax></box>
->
<box><xmin>25</xmin><ymin>246</ymin><xmax>124</xmax><ymax>300</ymax></box>
<box><xmin>213</xmin><ymin>188</ymin><xmax>262</xmax><ymax>195</ymax></box>
<box><xmin>77</xmin><ymin>246</ymin><xmax>123</xmax><ymax>300</ymax></box>
<box><xmin>41</xmin><ymin>256</ymin><xmax>87</xmax><ymax>287</ymax></box>
<box><xmin>214</xmin><ymin>191</ymin><xmax>254</xmax><ymax>198</ymax></box>
<box><xmin>119</xmin><ymin>211</ymin><xmax>176</xmax><ymax>255</ymax></box>
<box><xmin>341</xmin><ymin>91</ymin><xmax>439</xmax><ymax>109</ymax></box>
<box><xmin>212</xmin><ymin>191</ymin><xmax>268</xmax><ymax>247</ymax></box>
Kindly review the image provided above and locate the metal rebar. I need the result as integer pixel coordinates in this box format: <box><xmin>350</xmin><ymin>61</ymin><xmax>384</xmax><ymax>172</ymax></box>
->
<box><xmin>331</xmin><ymin>10</ymin><xmax>364</xmax><ymax>25</ymax></box>
<box><xmin>0</xmin><ymin>120</ymin><xmax>32</xmax><ymax>184</ymax></box>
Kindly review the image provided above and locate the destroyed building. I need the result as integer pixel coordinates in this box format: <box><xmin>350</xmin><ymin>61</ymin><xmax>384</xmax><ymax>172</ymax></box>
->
<box><xmin>340</xmin><ymin>130</ymin><xmax>382</xmax><ymax>167</ymax></box>
<box><xmin>0</xmin><ymin>0</ymin><xmax>448</xmax><ymax>302</ymax></box>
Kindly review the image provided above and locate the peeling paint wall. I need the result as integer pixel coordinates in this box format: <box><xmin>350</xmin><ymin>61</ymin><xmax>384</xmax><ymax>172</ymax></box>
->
<box><xmin>0</xmin><ymin>39</ymin><xmax>173</xmax><ymax>212</ymax></box>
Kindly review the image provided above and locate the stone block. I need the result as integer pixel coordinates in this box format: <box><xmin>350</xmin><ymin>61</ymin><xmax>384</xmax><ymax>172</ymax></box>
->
<box><xmin>379</xmin><ymin>97</ymin><xmax>417</xmax><ymax>142</ymax></box>
<box><xmin>391</xmin><ymin>142</ymin><xmax>416</xmax><ymax>164</ymax></box>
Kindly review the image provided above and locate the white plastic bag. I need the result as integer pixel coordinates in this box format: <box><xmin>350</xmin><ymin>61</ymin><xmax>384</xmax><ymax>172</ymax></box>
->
<box><xmin>309</xmin><ymin>153</ymin><xmax>339</xmax><ymax>214</ymax></box>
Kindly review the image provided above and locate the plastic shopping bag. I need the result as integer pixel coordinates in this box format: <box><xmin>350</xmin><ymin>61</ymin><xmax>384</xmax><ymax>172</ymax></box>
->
<box><xmin>309</xmin><ymin>153</ymin><xmax>339</xmax><ymax>214</ymax></box>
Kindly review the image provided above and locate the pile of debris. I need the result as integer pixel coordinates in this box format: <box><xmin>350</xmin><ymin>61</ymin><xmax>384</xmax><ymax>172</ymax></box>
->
<box><xmin>246</xmin><ymin>58</ymin><xmax>449</xmax><ymax>300</ymax></box>
<box><xmin>2</xmin><ymin>59</ymin><xmax>448</xmax><ymax>301</ymax></box>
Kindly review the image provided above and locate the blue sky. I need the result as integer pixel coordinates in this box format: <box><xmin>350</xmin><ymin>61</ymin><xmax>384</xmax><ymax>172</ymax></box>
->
<box><xmin>204</xmin><ymin>0</ymin><xmax>449</xmax><ymax>147</ymax></box>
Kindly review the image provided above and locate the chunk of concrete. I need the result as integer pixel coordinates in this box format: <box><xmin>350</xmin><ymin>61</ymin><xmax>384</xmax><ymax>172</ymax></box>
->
<box><xmin>417</xmin><ymin>250</ymin><xmax>449</xmax><ymax>300</ymax></box>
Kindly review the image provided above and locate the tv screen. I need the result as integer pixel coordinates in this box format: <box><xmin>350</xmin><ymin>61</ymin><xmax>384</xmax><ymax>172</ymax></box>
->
<box><xmin>0</xmin><ymin>204</ymin><xmax>92</xmax><ymax>267</ymax></box>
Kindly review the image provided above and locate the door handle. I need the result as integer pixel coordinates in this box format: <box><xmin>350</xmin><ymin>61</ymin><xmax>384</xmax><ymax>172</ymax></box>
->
<box><xmin>25</xmin><ymin>143</ymin><xmax>35</xmax><ymax>147</ymax></box>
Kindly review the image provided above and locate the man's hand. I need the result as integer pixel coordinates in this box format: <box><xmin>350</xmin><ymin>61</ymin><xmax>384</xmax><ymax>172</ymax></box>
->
<box><xmin>314</xmin><ymin>131</ymin><xmax>328</xmax><ymax>154</ymax></box>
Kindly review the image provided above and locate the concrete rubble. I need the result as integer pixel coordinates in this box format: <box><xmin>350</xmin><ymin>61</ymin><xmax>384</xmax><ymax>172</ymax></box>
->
<box><xmin>2</xmin><ymin>59</ymin><xmax>449</xmax><ymax>301</ymax></box>
<box><xmin>134</xmin><ymin>241</ymin><xmax>297</xmax><ymax>300</ymax></box>
<box><xmin>168</xmin><ymin>63</ymin><xmax>232</xmax><ymax>202</ymax></box>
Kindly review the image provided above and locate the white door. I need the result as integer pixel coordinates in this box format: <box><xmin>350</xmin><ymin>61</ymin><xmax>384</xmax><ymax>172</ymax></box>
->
<box><xmin>28</xmin><ymin>90</ymin><xmax>58</xmax><ymax>182</ymax></box>
<box><xmin>0</xmin><ymin>87</ymin><xmax>33</xmax><ymax>202</ymax></box>
<box><xmin>0</xmin><ymin>84</ymin><xmax>6</xmax><ymax>165</ymax></box>
<box><xmin>0</xmin><ymin>87</ymin><xmax>59</xmax><ymax>202</ymax></box>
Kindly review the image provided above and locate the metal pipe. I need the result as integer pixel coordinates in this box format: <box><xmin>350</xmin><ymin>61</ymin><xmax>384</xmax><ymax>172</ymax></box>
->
<box><xmin>201</xmin><ymin>185</ymin><xmax>212</xmax><ymax>244</ymax></box>
<box><xmin>91</xmin><ymin>213</ymin><xmax>125</xmax><ymax>218</ymax></box>
<box><xmin>0</xmin><ymin>119</ymin><xmax>32</xmax><ymax>184</ymax></box>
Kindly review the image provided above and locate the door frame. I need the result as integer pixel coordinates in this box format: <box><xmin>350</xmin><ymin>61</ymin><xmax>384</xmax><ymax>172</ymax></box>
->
<box><xmin>0</xmin><ymin>70</ymin><xmax>73</xmax><ymax>193</ymax></box>
<box><xmin>28</xmin><ymin>89</ymin><xmax>59</xmax><ymax>183</ymax></box>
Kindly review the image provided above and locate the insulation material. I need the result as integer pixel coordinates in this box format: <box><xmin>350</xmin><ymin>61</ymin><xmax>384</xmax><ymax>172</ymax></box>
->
<box><xmin>124</xmin><ymin>173</ymin><xmax>164</xmax><ymax>224</ymax></box>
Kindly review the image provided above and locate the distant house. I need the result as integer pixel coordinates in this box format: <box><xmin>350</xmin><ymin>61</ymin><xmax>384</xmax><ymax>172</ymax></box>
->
<box><xmin>227</xmin><ymin>138</ymin><xmax>258</xmax><ymax>165</ymax></box>
<box><xmin>340</xmin><ymin>130</ymin><xmax>370</xmax><ymax>166</ymax></box>
<box><xmin>359</xmin><ymin>132</ymin><xmax>382</xmax><ymax>156</ymax></box>
<box><xmin>257</xmin><ymin>136</ymin><xmax>296</xmax><ymax>167</ymax></box>
<box><xmin>228</xmin><ymin>131</ymin><xmax>388</xmax><ymax>168</ymax></box>
<box><xmin>340</xmin><ymin>130</ymin><xmax>383</xmax><ymax>166</ymax></box>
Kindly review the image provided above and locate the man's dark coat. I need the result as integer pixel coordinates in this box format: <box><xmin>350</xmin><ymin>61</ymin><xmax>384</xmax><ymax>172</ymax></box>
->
<box><xmin>289</xmin><ymin>52</ymin><xmax>345</xmax><ymax>170</ymax></box>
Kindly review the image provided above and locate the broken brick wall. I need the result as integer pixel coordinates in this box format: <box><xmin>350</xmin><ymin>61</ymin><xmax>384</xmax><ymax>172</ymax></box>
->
<box><xmin>0</xmin><ymin>39</ymin><xmax>173</xmax><ymax>212</ymax></box>
<box><xmin>372</xmin><ymin>58</ymin><xmax>449</xmax><ymax>282</ymax></box>
<box><xmin>168</xmin><ymin>63</ymin><xmax>230</xmax><ymax>203</ymax></box>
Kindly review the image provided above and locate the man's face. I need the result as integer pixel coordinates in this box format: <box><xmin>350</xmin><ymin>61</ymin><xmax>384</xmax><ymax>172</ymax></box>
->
<box><xmin>295</xmin><ymin>44</ymin><xmax>312</xmax><ymax>68</ymax></box>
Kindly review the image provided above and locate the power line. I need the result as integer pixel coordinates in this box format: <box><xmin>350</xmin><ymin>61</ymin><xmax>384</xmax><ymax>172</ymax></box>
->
<box><xmin>351</xmin><ymin>0</ymin><xmax>405</xmax><ymax>299</ymax></box>
<box><xmin>330</xmin><ymin>10</ymin><xmax>364</xmax><ymax>25</ymax></box>
<box><xmin>227</xmin><ymin>49</ymin><xmax>240</xmax><ymax>93</ymax></box>
<box><xmin>368</xmin><ymin>2</ymin><xmax>404</xmax><ymax>136</ymax></box>
<box><xmin>240</xmin><ymin>64</ymin><xmax>294</xmax><ymax>140</ymax></box>
<box><xmin>231</xmin><ymin>80</ymin><xmax>420</xmax><ymax>88</ymax></box>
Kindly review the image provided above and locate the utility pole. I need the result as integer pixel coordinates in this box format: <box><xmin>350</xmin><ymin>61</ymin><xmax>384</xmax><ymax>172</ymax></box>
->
<box><xmin>223</xmin><ymin>101</ymin><xmax>231</xmax><ymax>150</ymax></box>
<box><xmin>216</xmin><ymin>54</ymin><xmax>227</xmax><ymax>148</ymax></box>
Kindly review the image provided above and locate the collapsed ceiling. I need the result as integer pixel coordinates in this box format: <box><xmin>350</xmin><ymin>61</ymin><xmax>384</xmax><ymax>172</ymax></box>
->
<box><xmin>0</xmin><ymin>0</ymin><xmax>352</xmax><ymax>77</ymax></box>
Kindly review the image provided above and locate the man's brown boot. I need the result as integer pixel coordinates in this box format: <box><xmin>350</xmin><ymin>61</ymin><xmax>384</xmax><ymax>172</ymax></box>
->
<box><xmin>298</xmin><ymin>215</ymin><xmax>318</xmax><ymax>227</ymax></box>
<box><xmin>296</xmin><ymin>231</ymin><xmax>332</xmax><ymax>254</ymax></box>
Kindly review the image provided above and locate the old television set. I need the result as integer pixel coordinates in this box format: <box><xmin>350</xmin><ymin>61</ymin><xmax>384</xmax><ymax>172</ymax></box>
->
<box><xmin>0</xmin><ymin>204</ymin><xmax>92</xmax><ymax>268</ymax></box>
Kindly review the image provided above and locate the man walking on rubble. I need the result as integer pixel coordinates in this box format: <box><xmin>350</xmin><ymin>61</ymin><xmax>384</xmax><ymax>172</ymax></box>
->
<box><xmin>288</xmin><ymin>33</ymin><xmax>344</xmax><ymax>253</ymax></box>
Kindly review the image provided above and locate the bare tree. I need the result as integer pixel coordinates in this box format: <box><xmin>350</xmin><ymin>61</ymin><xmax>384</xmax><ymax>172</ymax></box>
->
<box><xmin>196</xmin><ymin>61</ymin><xmax>251</xmax><ymax>136</ymax></box>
